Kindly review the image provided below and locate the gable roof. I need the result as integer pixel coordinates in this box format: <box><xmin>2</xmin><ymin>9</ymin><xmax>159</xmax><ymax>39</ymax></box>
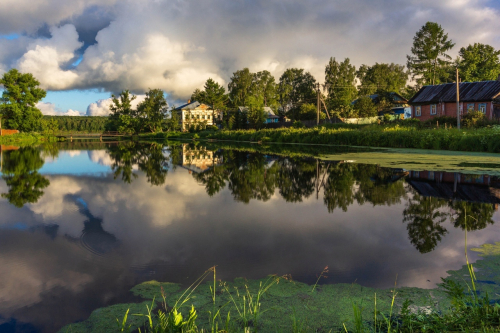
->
<box><xmin>238</xmin><ymin>106</ymin><xmax>278</xmax><ymax>118</ymax></box>
<box><xmin>174</xmin><ymin>101</ymin><xmax>212</xmax><ymax>110</ymax></box>
<box><xmin>408</xmin><ymin>81</ymin><xmax>500</xmax><ymax>105</ymax></box>
<box><xmin>351</xmin><ymin>92</ymin><xmax>408</xmax><ymax>105</ymax></box>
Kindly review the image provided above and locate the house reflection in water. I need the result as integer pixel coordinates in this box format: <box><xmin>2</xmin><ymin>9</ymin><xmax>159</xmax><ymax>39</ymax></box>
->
<box><xmin>407</xmin><ymin>170</ymin><xmax>500</xmax><ymax>206</ymax></box>
<box><xmin>180</xmin><ymin>144</ymin><xmax>222</xmax><ymax>173</ymax></box>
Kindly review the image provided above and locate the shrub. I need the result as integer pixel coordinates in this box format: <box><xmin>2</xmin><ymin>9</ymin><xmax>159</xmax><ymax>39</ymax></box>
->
<box><xmin>462</xmin><ymin>111</ymin><xmax>485</xmax><ymax>128</ymax></box>
<box><xmin>292</xmin><ymin>121</ymin><xmax>305</xmax><ymax>128</ymax></box>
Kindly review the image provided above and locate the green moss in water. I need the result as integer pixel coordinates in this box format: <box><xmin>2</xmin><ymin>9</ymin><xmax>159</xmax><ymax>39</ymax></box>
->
<box><xmin>59</xmin><ymin>242</ymin><xmax>500</xmax><ymax>332</ymax></box>
<box><xmin>58</xmin><ymin>301</ymin><xmax>151</xmax><ymax>333</ymax></box>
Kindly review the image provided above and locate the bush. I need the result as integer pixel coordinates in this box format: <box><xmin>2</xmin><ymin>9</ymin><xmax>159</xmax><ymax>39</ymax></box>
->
<box><xmin>292</xmin><ymin>121</ymin><xmax>305</xmax><ymax>128</ymax></box>
<box><xmin>383</xmin><ymin>114</ymin><xmax>391</xmax><ymax>122</ymax></box>
<box><xmin>462</xmin><ymin>111</ymin><xmax>485</xmax><ymax>128</ymax></box>
<box><xmin>206</xmin><ymin>125</ymin><xmax>219</xmax><ymax>131</ymax></box>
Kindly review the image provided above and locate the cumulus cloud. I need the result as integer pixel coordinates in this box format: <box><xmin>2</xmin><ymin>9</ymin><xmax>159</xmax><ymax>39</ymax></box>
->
<box><xmin>86</xmin><ymin>94</ymin><xmax>146</xmax><ymax>116</ymax></box>
<box><xmin>17</xmin><ymin>24</ymin><xmax>82</xmax><ymax>90</ymax></box>
<box><xmin>1</xmin><ymin>0</ymin><xmax>500</xmax><ymax>100</ymax></box>
<box><xmin>36</xmin><ymin>101</ymin><xmax>83</xmax><ymax>116</ymax></box>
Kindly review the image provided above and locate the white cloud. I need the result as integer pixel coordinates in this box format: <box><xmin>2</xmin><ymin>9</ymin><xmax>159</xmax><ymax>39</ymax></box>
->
<box><xmin>36</xmin><ymin>102</ymin><xmax>83</xmax><ymax>116</ymax></box>
<box><xmin>86</xmin><ymin>94</ymin><xmax>146</xmax><ymax>116</ymax></box>
<box><xmin>36</xmin><ymin>101</ymin><xmax>59</xmax><ymax>115</ymax></box>
<box><xmin>17</xmin><ymin>24</ymin><xmax>82</xmax><ymax>90</ymax></box>
<box><xmin>65</xmin><ymin>109</ymin><xmax>83</xmax><ymax>116</ymax></box>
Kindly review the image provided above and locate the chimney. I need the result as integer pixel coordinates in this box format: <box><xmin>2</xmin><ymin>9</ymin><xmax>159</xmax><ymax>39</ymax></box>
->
<box><xmin>187</xmin><ymin>99</ymin><xmax>191</xmax><ymax>103</ymax></box>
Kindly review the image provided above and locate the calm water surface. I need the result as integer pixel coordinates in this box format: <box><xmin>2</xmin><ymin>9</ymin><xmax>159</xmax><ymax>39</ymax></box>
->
<box><xmin>1</xmin><ymin>142</ymin><xmax>500</xmax><ymax>332</ymax></box>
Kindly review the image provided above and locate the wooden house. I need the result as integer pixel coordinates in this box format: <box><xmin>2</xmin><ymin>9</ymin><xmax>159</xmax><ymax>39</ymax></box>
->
<box><xmin>175</xmin><ymin>101</ymin><xmax>218</xmax><ymax>131</ymax></box>
<box><xmin>408</xmin><ymin>78</ymin><xmax>500</xmax><ymax>121</ymax></box>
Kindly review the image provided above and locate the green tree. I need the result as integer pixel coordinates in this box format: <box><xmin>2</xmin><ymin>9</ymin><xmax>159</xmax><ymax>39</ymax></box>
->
<box><xmin>136</xmin><ymin>89</ymin><xmax>168</xmax><ymax>133</ymax></box>
<box><xmin>278</xmin><ymin>68</ymin><xmax>317</xmax><ymax>119</ymax></box>
<box><xmin>407</xmin><ymin>22</ymin><xmax>455</xmax><ymax>86</ymax></box>
<box><xmin>202</xmin><ymin>78</ymin><xmax>227</xmax><ymax>112</ymax></box>
<box><xmin>298</xmin><ymin>103</ymin><xmax>325</xmax><ymax>121</ymax></box>
<box><xmin>246</xmin><ymin>95</ymin><xmax>266</xmax><ymax>129</ymax></box>
<box><xmin>353</xmin><ymin>96</ymin><xmax>378</xmax><ymax>118</ymax></box>
<box><xmin>0</xmin><ymin>69</ymin><xmax>46</xmax><ymax>132</ymax></box>
<box><xmin>324</xmin><ymin>58</ymin><xmax>357</xmax><ymax>118</ymax></box>
<box><xmin>253</xmin><ymin>70</ymin><xmax>278</xmax><ymax>108</ymax></box>
<box><xmin>457</xmin><ymin>43</ymin><xmax>500</xmax><ymax>82</ymax></box>
<box><xmin>40</xmin><ymin>117</ymin><xmax>59</xmax><ymax>134</ymax></box>
<box><xmin>165</xmin><ymin>106</ymin><xmax>181</xmax><ymax>132</ymax></box>
<box><xmin>357</xmin><ymin>63</ymin><xmax>408</xmax><ymax>96</ymax></box>
<box><xmin>1</xmin><ymin>147</ymin><xmax>50</xmax><ymax>207</ymax></box>
<box><xmin>107</xmin><ymin>90</ymin><xmax>137</xmax><ymax>133</ymax></box>
<box><xmin>228</xmin><ymin>68</ymin><xmax>255</xmax><ymax>107</ymax></box>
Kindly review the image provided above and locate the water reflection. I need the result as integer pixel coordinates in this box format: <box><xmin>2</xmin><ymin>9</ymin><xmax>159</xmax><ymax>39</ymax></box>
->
<box><xmin>2</xmin><ymin>142</ymin><xmax>500</xmax><ymax>332</ymax></box>
<box><xmin>1</xmin><ymin>146</ymin><xmax>50</xmax><ymax>207</ymax></box>
<box><xmin>107</xmin><ymin>142</ymin><xmax>170</xmax><ymax>185</ymax></box>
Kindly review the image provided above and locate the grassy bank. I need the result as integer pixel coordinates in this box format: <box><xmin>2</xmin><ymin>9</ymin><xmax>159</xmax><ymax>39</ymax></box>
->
<box><xmin>60</xmin><ymin>241</ymin><xmax>500</xmax><ymax>333</ymax></box>
<box><xmin>0</xmin><ymin>133</ymin><xmax>58</xmax><ymax>145</ymax></box>
<box><xmin>199</xmin><ymin>125</ymin><xmax>500</xmax><ymax>153</ymax></box>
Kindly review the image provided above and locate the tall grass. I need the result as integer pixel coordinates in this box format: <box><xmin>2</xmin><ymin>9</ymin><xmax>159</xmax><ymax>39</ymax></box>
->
<box><xmin>202</xmin><ymin>125</ymin><xmax>500</xmax><ymax>153</ymax></box>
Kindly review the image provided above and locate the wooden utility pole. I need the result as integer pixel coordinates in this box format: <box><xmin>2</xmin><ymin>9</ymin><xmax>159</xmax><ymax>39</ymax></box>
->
<box><xmin>316</xmin><ymin>83</ymin><xmax>321</xmax><ymax>125</ymax></box>
<box><xmin>456</xmin><ymin>68</ymin><xmax>460</xmax><ymax>129</ymax></box>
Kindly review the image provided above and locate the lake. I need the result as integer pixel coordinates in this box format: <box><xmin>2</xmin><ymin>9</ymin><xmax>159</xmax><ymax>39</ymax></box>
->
<box><xmin>1</xmin><ymin>141</ymin><xmax>500</xmax><ymax>332</ymax></box>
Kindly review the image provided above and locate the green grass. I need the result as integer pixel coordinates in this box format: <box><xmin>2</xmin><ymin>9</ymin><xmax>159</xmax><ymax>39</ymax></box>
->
<box><xmin>58</xmin><ymin>237</ymin><xmax>500</xmax><ymax>333</ymax></box>
<box><xmin>190</xmin><ymin>125</ymin><xmax>500</xmax><ymax>153</ymax></box>
<box><xmin>0</xmin><ymin>133</ymin><xmax>58</xmax><ymax>145</ymax></box>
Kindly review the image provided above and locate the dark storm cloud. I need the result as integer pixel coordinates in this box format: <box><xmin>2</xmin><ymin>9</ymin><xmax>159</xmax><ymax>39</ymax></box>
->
<box><xmin>0</xmin><ymin>0</ymin><xmax>499</xmax><ymax>98</ymax></box>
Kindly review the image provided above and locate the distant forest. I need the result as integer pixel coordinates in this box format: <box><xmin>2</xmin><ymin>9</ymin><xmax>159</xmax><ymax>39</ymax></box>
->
<box><xmin>43</xmin><ymin>116</ymin><xmax>107</xmax><ymax>132</ymax></box>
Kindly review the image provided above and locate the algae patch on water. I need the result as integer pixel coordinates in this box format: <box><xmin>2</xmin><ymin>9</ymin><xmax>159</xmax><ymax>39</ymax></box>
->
<box><xmin>320</xmin><ymin>148</ymin><xmax>500</xmax><ymax>175</ymax></box>
<box><xmin>58</xmin><ymin>242</ymin><xmax>500</xmax><ymax>332</ymax></box>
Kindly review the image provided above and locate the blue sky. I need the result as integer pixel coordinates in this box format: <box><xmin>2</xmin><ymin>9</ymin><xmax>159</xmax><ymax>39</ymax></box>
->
<box><xmin>44</xmin><ymin>90</ymin><xmax>111</xmax><ymax>114</ymax></box>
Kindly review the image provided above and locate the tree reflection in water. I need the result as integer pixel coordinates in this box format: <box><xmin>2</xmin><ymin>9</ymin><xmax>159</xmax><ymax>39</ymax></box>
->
<box><xmin>403</xmin><ymin>194</ymin><xmax>449</xmax><ymax>254</ymax></box>
<box><xmin>107</xmin><ymin>142</ymin><xmax>170</xmax><ymax>186</ymax></box>
<box><xmin>1</xmin><ymin>146</ymin><xmax>50</xmax><ymax>207</ymax></box>
<box><xmin>186</xmin><ymin>144</ymin><xmax>499</xmax><ymax>255</ymax></box>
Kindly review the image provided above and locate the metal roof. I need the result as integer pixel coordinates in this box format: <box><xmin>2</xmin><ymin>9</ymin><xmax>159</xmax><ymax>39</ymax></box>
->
<box><xmin>408</xmin><ymin>81</ymin><xmax>500</xmax><ymax>104</ymax></box>
<box><xmin>238</xmin><ymin>106</ymin><xmax>276</xmax><ymax>117</ymax></box>
<box><xmin>175</xmin><ymin>101</ymin><xmax>207</xmax><ymax>110</ymax></box>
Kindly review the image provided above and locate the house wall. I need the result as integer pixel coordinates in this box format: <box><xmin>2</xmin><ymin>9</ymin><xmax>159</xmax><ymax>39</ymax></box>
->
<box><xmin>179</xmin><ymin>108</ymin><xmax>215</xmax><ymax>131</ymax></box>
<box><xmin>411</xmin><ymin>101</ymin><xmax>494</xmax><ymax>121</ymax></box>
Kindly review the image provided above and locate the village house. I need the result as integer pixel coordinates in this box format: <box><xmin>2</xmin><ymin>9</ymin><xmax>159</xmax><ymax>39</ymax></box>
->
<box><xmin>237</xmin><ymin>106</ymin><xmax>280</xmax><ymax>124</ymax></box>
<box><xmin>175</xmin><ymin>101</ymin><xmax>219</xmax><ymax>131</ymax></box>
<box><xmin>408</xmin><ymin>78</ymin><xmax>500</xmax><ymax>121</ymax></box>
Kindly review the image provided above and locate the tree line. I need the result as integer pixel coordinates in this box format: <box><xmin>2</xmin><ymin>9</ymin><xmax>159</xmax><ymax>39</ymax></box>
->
<box><xmin>1</xmin><ymin>21</ymin><xmax>499</xmax><ymax>132</ymax></box>
<box><xmin>191</xmin><ymin>21</ymin><xmax>500</xmax><ymax>126</ymax></box>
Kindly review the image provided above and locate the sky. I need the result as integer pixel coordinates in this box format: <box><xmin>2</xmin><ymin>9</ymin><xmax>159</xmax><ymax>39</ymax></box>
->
<box><xmin>0</xmin><ymin>0</ymin><xmax>499</xmax><ymax>116</ymax></box>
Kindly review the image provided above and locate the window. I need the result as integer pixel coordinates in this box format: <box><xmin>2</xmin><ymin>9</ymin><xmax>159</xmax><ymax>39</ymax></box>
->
<box><xmin>208</xmin><ymin>115</ymin><xmax>211</xmax><ymax>119</ymax></box>
<box><xmin>202</xmin><ymin>115</ymin><xmax>205</xmax><ymax>120</ymax></box>
<box><xmin>467</xmin><ymin>103</ymin><xmax>475</xmax><ymax>112</ymax></box>
<box><xmin>430</xmin><ymin>104</ymin><xmax>437</xmax><ymax>115</ymax></box>
<box><xmin>479</xmin><ymin>103</ymin><xmax>487</xmax><ymax>114</ymax></box>
<box><xmin>415</xmin><ymin>106</ymin><xmax>421</xmax><ymax>117</ymax></box>
<box><xmin>428</xmin><ymin>171</ymin><xmax>435</xmax><ymax>180</ymax></box>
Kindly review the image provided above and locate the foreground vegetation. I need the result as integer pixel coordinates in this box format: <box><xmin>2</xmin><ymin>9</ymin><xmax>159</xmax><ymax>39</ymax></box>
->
<box><xmin>59</xmin><ymin>240</ymin><xmax>500</xmax><ymax>332</ymax></box>
<box><xmin>193</xmin><ymin>123</ymin><xmax>500</xmax><ymax>153</ymax></box>
<box><xmin>0</xmin><ymin>132</ymin><xmax>57</xmax><ymax>145</ymax></box>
